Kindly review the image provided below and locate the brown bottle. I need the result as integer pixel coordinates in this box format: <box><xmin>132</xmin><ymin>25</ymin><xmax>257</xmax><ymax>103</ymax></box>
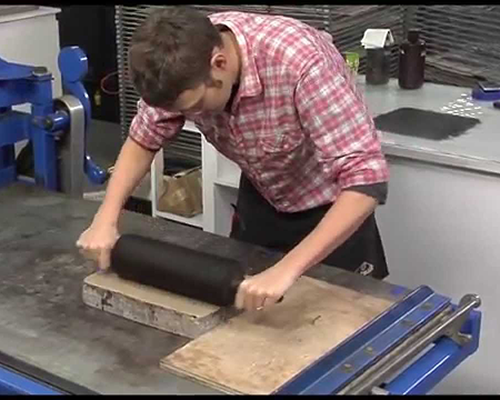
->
<box><xmin>399</xmin><ymin>29</ymin><xmax>426</xmax><ymax>89</ymax></box>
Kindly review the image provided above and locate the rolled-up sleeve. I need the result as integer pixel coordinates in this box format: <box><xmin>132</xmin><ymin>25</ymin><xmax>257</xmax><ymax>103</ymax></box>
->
<box><xmin>295</xmin><ymin>57</ymin><xmax>389</xmax><ymax>193</ymax></box>
<box><xmin>129</xmin><ymin>99</ymin><xmax>186</xmax><ymax>152</ymax></box>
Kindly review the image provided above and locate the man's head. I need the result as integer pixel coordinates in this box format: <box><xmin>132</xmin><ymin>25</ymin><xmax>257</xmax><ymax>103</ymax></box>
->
<box><xmin>129</xmin><ymin>6</ymin><xmax>240</xmax><ymax>114</ymax></box>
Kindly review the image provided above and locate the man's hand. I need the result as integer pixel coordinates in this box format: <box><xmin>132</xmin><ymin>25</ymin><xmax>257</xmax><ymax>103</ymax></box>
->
<box><xmin>75</xmin><ymin>137</ymin><xmax>157</xmax><ymax>272</ymax></box>
<box><xmin>234</xmin><ymin>190</ymin><xmax>378</xmax><ymax>312</ymax></box>
<box><xmin>76</xmin><ymin>222</ymin><xmax>120</xmax><ymax>271</ymax></box>
<box><xmin>234</xmin><ymin>262</ymin><xmax>299</xmax><ymax>311</ymax></box>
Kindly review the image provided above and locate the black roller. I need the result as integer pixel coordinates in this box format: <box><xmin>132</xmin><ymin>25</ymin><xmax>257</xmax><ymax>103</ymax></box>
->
<box><xmin>110</xmin><ymin>234</ymin><xmax>244</xmax><ymax>307</ymax></box>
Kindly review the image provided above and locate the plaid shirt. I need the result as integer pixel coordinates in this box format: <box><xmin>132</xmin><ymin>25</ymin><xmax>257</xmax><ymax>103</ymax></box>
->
<box><xmin>129</xmin><ymin>12</ymin><xmax>389</xmax><ymax>212</ymax></box>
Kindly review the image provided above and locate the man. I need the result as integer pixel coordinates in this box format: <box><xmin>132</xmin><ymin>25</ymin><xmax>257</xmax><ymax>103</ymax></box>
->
<box><xmin>77</xmin><ymin>6</ymin><xmax>390</xmax><ymax>312</ymax></box>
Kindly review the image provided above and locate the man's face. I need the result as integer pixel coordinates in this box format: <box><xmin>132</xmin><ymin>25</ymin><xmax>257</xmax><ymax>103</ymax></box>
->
<box><xmin>172</xmin><ymin>72</ymin><xmax>234</xmax><ymax>116</ymax></box>
<box><xmin>171</xmin><ymin>44</ymin><xmax>238</xmax><ymax>116</ymax></box>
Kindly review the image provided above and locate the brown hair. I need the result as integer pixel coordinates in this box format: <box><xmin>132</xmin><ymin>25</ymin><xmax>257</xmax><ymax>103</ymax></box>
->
<box><xmin>128</xmin><ymin>6</ymin><xmax>222</xmax><ymax>108</ymax></box>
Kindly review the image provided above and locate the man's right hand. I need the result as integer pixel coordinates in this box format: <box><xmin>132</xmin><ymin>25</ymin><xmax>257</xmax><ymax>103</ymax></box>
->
<box><xmin>74</xmin><ymin>137</ymin><xmax>157</xmax><ymax>271</ymax></box>
<box><xmin>76</xmin><ymin>222</ymin><xmax>120</xmax><ymax>271</ymax></box>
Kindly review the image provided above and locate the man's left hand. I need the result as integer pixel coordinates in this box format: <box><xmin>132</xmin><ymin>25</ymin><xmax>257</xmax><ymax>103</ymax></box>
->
<box><xmin>234</xmin><ymin>262</ymin><xmax>299</xmax><ymax>312</ymax></box>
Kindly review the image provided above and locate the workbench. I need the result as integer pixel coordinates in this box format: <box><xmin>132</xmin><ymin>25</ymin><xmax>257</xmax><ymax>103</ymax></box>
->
<box><xmin>0</xmin><ymin>183</ymin><xmax>481</xmax><ymax>394</ymax></box>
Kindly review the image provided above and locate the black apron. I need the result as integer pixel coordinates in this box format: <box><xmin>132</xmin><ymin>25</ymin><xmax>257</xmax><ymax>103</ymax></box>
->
<box><xmin>230</xmin><ymin>174</ymin><xmax>389</xmax><ymax>280</ymax></box>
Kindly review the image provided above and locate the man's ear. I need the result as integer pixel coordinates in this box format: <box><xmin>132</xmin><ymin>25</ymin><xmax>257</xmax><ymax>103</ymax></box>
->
<box><xmin>210</xmin><ymin>51</ymin><xmax>228</xmax><ymax>72</ymax></box>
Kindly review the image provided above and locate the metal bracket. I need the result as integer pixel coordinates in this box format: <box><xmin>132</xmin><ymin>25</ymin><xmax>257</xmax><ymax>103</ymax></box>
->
<box><xmin>55</xmin><ymin>95</ymin><xmax>85</xmax><ymax>198</ymax></box>
<box><xmin>338</xmin><ymin>293</ymin><xmax>481</xmax><ymax>395</ymax></box>
<box><xmin>442</xmin><ymin>294</ymin><xmax>480</xmax><ymax>346</ymax></box>
<box><xmin>371</xmin><ymin>386</ymin><xmax>390</xmax><ymax>395</ymax></box>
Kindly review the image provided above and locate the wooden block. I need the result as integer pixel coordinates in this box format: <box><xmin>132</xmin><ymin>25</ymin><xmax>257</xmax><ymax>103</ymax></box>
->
<box><xmin>82</xmin><ymin>272</ymin><xmax>237</xmax><ymax>339</ymax></box>
<box><xmin>160</xmin><ymin>276</ymin><xmax>394</xmax><ymax>395</ymax></box>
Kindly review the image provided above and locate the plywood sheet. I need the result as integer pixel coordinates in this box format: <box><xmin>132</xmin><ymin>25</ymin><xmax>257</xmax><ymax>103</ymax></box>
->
<box><xmin>161</xmin><ymin>276</ymin><xmax>393</xmax><ymax>394</ymax></box>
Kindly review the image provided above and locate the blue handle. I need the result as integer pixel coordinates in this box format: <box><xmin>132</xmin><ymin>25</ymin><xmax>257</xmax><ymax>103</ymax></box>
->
<box><xmin>85</xmin><ymin>156</ymin><xmax>108</xmax><ymax>185</ymax></box>
<box><xmin>58</xmin><ymin>47</ymin><xmax>90</xmax><ymax>129</ymax></box>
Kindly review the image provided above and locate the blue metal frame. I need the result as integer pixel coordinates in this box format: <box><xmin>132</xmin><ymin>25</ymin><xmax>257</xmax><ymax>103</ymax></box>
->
<box><xmin>0</xmin><ymin>144</ymin><xmax>15</xmax><ymax>187</ymax></box>
<box><xmin>31</xmin><ymin>78</ymin><xmax>58</xmax><ymax>190</ymax></box>
<box><xmin>0</xmin><ymin>64</ymin><xmax>57</xmax><ymax>189</ymax></box>
<box><xmin>0</xmin><ymin>365</ymin><xmax>62</xmax><ymax>395</ymax></box>
<box><xmin>275</xmin><ymin>285</ymin><xmax>481</xmax><ymax>395</ymax></box>
<box><xmin>0</xmin><ymin>47</ymin><xmax>107</xmax><ymax>192</ymax></box>
<box><xmin>383</xmin><ymin>308</ymin><xmax>481</xmax><ymax>395</ymax></box>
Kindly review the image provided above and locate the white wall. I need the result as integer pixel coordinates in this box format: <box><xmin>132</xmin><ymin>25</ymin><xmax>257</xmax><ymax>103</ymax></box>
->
<box><xmin>377</xmin><ymin>157</ymin><xmax>500</xmax><ymax>395</ymax></box>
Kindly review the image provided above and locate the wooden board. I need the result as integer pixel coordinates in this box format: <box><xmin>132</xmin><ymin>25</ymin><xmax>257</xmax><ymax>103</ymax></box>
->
<box><xmin>82</xmin><ymin>272</ymin><xmax>237</xmax><ymax>339</ymax></box>
<box><xmin>161</xmin><ymin>276</ymin><xmax>394</xmax><ymax>395</ymax></box>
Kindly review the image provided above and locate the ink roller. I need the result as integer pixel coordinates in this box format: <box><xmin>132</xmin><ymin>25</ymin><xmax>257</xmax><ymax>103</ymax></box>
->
<box><xmin>110</xmin><ymin>234</ymin><xmax>245</xmax><ymax>307</ymax></box>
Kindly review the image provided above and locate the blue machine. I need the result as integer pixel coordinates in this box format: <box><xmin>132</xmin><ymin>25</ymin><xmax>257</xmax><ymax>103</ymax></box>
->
<box><xmin>0</xmin><ymin>46</ymin><xmax>107</xmax><ymax>195</ymax></box>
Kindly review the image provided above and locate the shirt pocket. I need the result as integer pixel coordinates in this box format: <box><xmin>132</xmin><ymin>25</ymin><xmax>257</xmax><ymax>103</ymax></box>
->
<box><xmin>259</xmin><ymin>129</ymin><xmax>306</xmax><ymax>172</ymax></box>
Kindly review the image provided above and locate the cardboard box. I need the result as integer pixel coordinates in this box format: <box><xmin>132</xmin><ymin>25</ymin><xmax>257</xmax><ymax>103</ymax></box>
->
<box><xmin>157</xmin><ymin>167</ymin><xmax>203</xmax><ymax>217</ymax></box>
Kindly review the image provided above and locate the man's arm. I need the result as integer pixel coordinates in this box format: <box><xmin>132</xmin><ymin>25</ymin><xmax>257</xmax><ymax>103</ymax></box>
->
<box><xmin>77</xmin><ymin>99</ymin><xmax>185</xmax><ymax>270</ymax></box>
<box><xmin>276</xmin><ymin>190</ymin><xmax>377</xmax><ymax>277</ymax></box>
<box><xmin>235</xmin><ymin>191</ymin><xmax>377</xmax><ymax>311</ymax></box>
<box><xmin>76</xmin><ymin>138</ymin><xmax>156</xmax><ymax>270</ymax></box>
<box><xmin>235</xmin><ymin>54</ymin><xmax>389</xmax><ymax>311</ymax></box>
<box><xmin>93</xmin><ymin>137</ymin><xmax>155</xmax><ymax>228</ymax></box>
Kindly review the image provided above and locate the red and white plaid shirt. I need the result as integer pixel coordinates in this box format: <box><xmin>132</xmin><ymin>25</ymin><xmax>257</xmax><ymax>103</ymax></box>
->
<box><xmin>129</xmin><ymin>12</ymin><xmax>389</xmax><ymax>212</ymax></box>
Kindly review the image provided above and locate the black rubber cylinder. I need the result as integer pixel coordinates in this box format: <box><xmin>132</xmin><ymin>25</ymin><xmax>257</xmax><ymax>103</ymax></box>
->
<box><xmin>110</xmin><ymin>234</ymin><xmax>244</xmax><ymax>307</ymax></box>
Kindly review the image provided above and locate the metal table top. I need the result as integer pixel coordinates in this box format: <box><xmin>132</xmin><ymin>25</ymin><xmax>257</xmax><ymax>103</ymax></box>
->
<box><xmin>0</xmin><ymin>183</ymin><xmax>408</xmax><ymax>394</ymax></box>
<box><xmin>360</xmin><ymin>78</ymin><xmax>500</xmax><ymax>175</ymax></box>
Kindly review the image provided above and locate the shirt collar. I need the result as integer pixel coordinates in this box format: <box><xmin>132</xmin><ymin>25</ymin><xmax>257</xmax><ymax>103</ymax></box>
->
<box><xmin>216</xmin><ymin>21</ymin><xmax>262</xmax><ymax>111</ymax></box>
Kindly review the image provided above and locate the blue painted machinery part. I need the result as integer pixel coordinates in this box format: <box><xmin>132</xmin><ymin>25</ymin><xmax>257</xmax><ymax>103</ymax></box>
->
<box><xmin>0</xmin><ymin>46</ymin><xmax>108</xmax><ymax>196</ymax></box>
<box><xmin>0</xmin><ymin>349</ymin><xmax>96</xmax><ymax>395</ymax></box>
<box><xmin>0</xmin><ymin>365</ymin><xmax>63</xmax><ymax>395</ymax></box>
<box><xmin>275</xmin><ymin>286</ymin><xmax>481</xmax><ymax>395</ymax></box>
<box><xmin>471</xmin><ymin>86</ymin><xmax>500</xmax><ymax>101</ymax></box>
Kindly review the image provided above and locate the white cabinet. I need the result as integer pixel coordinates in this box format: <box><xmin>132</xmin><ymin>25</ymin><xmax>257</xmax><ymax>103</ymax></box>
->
<box><xmin>149</xmin><ymin>121</ymin><xmax>206</xmax><ymax>229</ymax></box>
<box><xmin>150</xmin><ymin>120</ymin><xmax>241</xmax><ymax>234</ymax></box>
<box><xmin>201</xmin><ymin>135</ymin><xmax>240</xmax><ymax>236</ymax></box>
